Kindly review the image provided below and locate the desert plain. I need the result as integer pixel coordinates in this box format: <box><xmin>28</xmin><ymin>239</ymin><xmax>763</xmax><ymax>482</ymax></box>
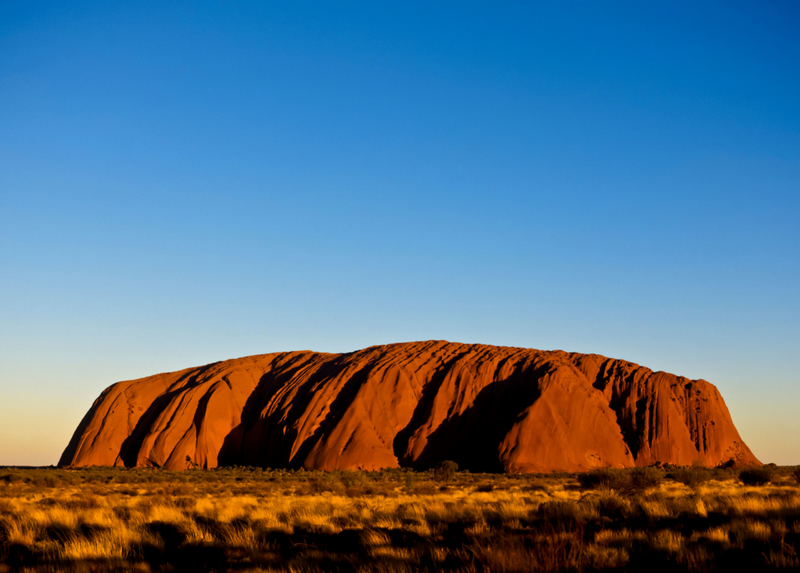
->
<box><xmin>2</xmin><ymin>464</ymin><xmax>800</xmax><ymax>572</ymax></box>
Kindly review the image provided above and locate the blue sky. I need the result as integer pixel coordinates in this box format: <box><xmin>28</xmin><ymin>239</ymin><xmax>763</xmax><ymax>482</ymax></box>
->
<box><xmin>1</xmin><ymin>1</ymin><xmax>799</xmax><ymax>465</ymax></box>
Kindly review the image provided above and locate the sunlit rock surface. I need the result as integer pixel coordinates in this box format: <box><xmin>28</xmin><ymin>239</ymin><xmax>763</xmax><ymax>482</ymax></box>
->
<box><xmin>60</xmin><ymin>341</ymin><xmax>759</xmax><ymax>472</ymax></box>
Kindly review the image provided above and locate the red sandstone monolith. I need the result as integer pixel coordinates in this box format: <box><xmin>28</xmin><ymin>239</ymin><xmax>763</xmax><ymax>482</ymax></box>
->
<box><xmin>60</xmin><ymin>341</ymin><xmax>759</xmax><ymax>471</ymax></box>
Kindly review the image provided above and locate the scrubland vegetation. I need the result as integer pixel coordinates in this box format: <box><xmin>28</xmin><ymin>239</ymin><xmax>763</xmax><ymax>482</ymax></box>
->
<box><xmin>2</xmin><ymin>464</ymin><xmax>800</xmax><ymax>572</ymax></box>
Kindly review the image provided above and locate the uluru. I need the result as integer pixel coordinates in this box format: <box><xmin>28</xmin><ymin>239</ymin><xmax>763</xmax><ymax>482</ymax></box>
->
<box><xmin>60</xmin><ymin>341</ymin><xmax>759</xmax><ymax>472</ymax></box>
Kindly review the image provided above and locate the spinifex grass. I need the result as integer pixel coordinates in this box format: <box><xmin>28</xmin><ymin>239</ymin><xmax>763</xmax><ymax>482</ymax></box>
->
<box><xmin>1</xmin><ymin>466</ymin><xmax>799</xmax><ymax>572</ymax></box>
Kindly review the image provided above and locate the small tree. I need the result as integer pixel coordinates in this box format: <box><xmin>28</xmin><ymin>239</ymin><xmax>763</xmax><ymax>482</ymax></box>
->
<box><xmin>433</xmin><ymin>460</ymin><xmax>458</xmax><ymax>482</ymax></box>
<box><xmin>404</xmin><ymin>472</ymin><xmax>416</xmax><ymax>493</ymax></box>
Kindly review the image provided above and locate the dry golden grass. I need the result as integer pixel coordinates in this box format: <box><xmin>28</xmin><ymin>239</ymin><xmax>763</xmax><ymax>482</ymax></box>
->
<box><xmin>0</xmin><ymin>466</ymin><xmax>799</xmax><ymax>571</ymax></box>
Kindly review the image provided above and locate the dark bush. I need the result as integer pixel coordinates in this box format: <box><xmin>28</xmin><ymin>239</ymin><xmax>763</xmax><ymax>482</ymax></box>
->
<box><xmin>577</xmin><ymin>469</ymin><xmax>628</xmax><ymax>490</ymax></box>
<box><xmin>522</xmin><ymin>479</ymin><xmax>548</xmax><ymax>492</ymax></box>
<box><xmin>339</xmin><ymin>471</ymin><xmax>365</xmax><ymax>488</ymax></box>
<box><xmin>305</xmin><ymin>477</ymin><xmax>338</xmax><ymax>494</ymax></box>
<box><xmin>5</xmin><ymin>543</ymin><xmax>35</xmax><ymax>569</ymax></box>
<box><xmin>668</xmin><ymin>466</ymin><xmax>712</xmax><ymax>488</ymax></box>
<box><xmin>433</xmin><ymin>460</ymin><xmax>458</xmax><ymax>482</ymax></box>
<box><xmin>147</xmin><ymin>521</ymin><xmax>189</xmax><ymax>550</ymax></box>
<box><xmin>537</xmin><ymin>500</ymin><xmax>583</xmax><ymax>527</ymax></box>
<box><xmin>739</xmin><ymin>468</ymin><xmax>772</xmax><ymax>486</ymax></box>
<box><xmin>628</xmin><ymin>467</ymin><xmax>663</xmax><ymax>491</ymax></box>
<box><xmin>40</xmin><ymin>523</ymin><xmax>74</xmax><ymax>543</ymax></box>
<box><xmin>596</xmin><ymin>495</ymin><xmax>628</xmax><ymax>520</ymax></box>
<box><xmin>413</xmin><ymin>483</ymin><xmax>437</xmax><ymax>495</ymax></box>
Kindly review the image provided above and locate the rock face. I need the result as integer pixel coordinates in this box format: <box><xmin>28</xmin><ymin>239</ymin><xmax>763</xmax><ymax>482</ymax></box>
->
<box><xmin>60</xmin><ymin>341</ymin><xmax>759</xmax><ymax>472</ymax></box>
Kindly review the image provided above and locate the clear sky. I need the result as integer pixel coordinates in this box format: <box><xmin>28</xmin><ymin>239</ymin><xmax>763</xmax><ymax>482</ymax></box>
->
<box><xmin>1</xmin><ymin>1</ymin><xmax>799</xmax><ymax>466</ymax></box>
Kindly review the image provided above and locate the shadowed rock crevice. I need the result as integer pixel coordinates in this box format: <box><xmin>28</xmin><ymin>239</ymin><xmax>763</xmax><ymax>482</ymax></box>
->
<box><xmin>410</xmin><ymin>361</ymin><xmax>548</xmax><ymax>472</ymax></box>
<box><xmin>60</xmin><ymin>341</ymin><xmax>760</xmax><ymax>472</ymax></box>
<box><xmin>118</xmin><ymin>389</ymin><xmax>188</xmax><ymax>467</ymax></box>
<box><xmin>116</xmin><ymin>362</ymin><xmax>224</xmax><ymax>467</ymax></box>
<box><xmin>217</xmin><ymin>352</ymin><xmax>330</xmax><ymax>467</ymax></box>
<box><xmin>392</xmin><ymin>349</ymin><xmax>473</xmax><ymax>466</ymax></box>
<box><xmin>289</xmin><ymin>360</ymin><xmax>379</xmax><ymax>469</ymax></box>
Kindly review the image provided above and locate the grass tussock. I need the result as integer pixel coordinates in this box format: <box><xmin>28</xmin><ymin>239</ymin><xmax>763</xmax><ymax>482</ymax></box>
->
<box><xmin>1</xmin><ymin>465</ymin><xmax>800</xmax><ymax>571</ymax></box>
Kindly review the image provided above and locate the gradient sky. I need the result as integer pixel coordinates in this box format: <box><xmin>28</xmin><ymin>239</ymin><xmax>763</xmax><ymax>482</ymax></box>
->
<box><xmin>2</xmin><ymin>1</ymin><xmax>799</xmax><ymax>466</ymax></box>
